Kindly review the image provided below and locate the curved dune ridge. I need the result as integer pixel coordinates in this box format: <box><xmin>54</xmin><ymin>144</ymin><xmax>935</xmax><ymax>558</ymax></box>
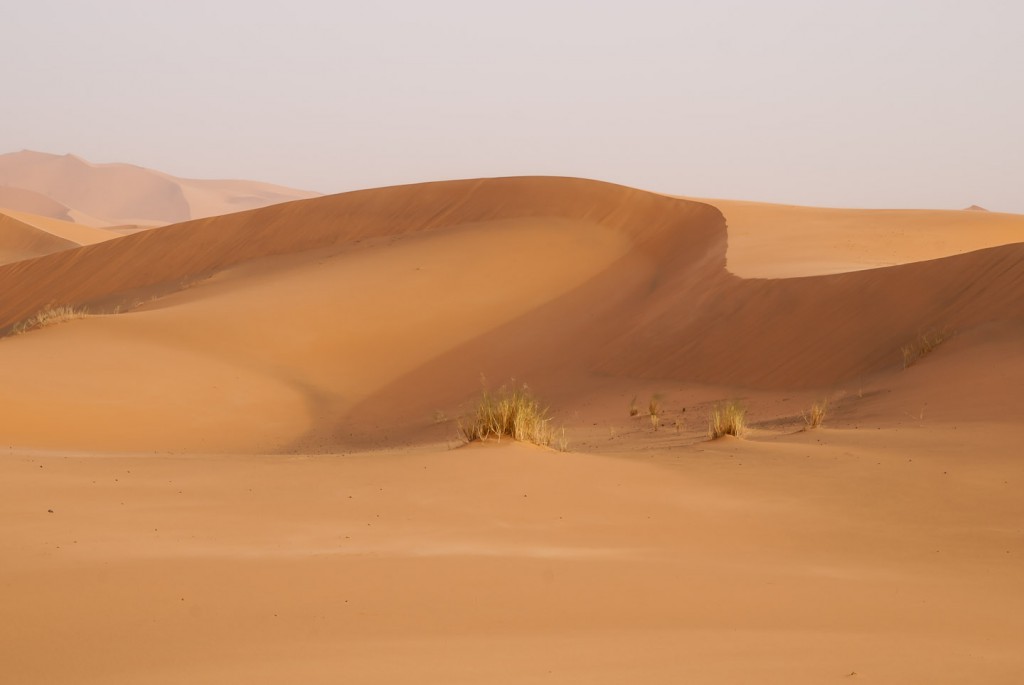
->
<box><xmin>0</xmin><ymin>212</ymin><xmax>80</xmax><ymax>264</ymax></box>
<box><xmin>0</xmin><ymin>176</ymin><xmax>1021</xmax><ymax>453</ymax></box>
<box><xmin>0</xmin><ymin>150</ymin><xmax>320</xmax><ymax>227</ymax></box>
<box><xmin>0</xmin><ymin>185</ymin><xmax>75</xmax><ymax>221</ymax></box>
<box><xmin>0</xmin><ymin>208</ymin><xmax>122</xmax><ymax>266</ymax></box>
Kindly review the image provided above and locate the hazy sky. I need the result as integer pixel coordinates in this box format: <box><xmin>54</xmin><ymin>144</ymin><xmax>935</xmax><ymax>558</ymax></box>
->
<box><xmin>2</xmin><ymin>0</ymin><xmax>1022</xmax><ymax>211</ymax></box>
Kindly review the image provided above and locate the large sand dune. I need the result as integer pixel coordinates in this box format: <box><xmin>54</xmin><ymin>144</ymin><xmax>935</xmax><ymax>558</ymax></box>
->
<box><xmin>0</xmin><ymin>150</ymin><xmax>319</xmax><ymax>227</ymax></box>
<box><xmin>1</xmin><ymin>176</ymin><xmax>1019</xmax><ymax>451</ymax></box>
<box><xmin>1</xmin><ymin>177</ymin><xmax>1022</xmax><ymax>683</ymax></box>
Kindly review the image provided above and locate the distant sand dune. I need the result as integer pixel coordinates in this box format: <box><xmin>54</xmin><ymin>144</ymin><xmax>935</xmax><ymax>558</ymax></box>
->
<box><xmin>699</xmin><ymin>197</ymin><xmax>1024</xmax><ymax>278</ymax></box>
<box><xmin>0</xmin><ymin>185</ymin><xmax>75</xmax><ymax>221</ymax></box>
<box><xmin>0</xmin><ymin>212</ymin><xmax>79</xmax><ymax>264</ymax></box>
<box><xmin>0</xmin><ymin>150</ymin><xmax>319</xmax><ymax>227</ymax></box>
<box><xmin>0</xmin><ymin>208</ymin><xmax>121</xmax><ymax>266</ymax></box>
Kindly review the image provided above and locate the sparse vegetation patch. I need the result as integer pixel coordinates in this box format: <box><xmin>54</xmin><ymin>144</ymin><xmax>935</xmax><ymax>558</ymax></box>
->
<box><xmin>901</xmin><ymin>328</ymin><xmax>952</xmax><ymax>368</ymax></box>
<box><xmin>648</xmin><ymin>394</ymin><xmax>661</xmax><ymax>431</ymax></box>
<box><xmin>11</xmin><ymin>305</ymin><xmax>89</xmax><ymax>335</ymax></box>
<box><xmin>802</xmin><ymin>400</ymin><xmax>827</xmax><ymax>429</ymax></box>
<box><xmin>708</xmin><ymin>401</ymin><xmax>746</xmax><ymax>439</ymax></box>
<box><xmin>458</xmin><ymin>382</ymin><xmax>553</xmax><ymax>446</ymax></box>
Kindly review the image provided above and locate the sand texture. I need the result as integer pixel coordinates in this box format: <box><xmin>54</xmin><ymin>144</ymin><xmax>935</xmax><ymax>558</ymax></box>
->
<box><xmin>1</xmin><ymin>177</ymin><xmax>1022</xmax><ymax>683</ymax></box>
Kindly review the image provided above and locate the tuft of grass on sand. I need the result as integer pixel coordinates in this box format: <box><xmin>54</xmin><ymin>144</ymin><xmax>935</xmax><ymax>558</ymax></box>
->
<box><xmin>708</xmin><ymin>401</ymin><xmax>746</xmax><ymax>439</ymax></box>
<box><xmin>802</xmin><ymin>400</ymin><xmax>828</xmax><ymax>429</ymax></box>
<box><xmin>648</xmin><ymin>395</ymin><xmax>661</xmax><ymax>431</ymax></box>
<box><xmin>12</xmin><ymin>305</ymin><xmax>89</xmax><ymax>335</ymax></box>
<box><xmin>556</xmin><ymin>427</ymin><xmax>570</xmax><ymax>452</ymax></box>
<box><xmin>629</xmin><ymin>396</ymin><xmax>639</xmax><ymax>417</ymax></box>
<box><xmin>458</xmin><ymin>382</ymin><xmax>553</xmax><ymax>446</ymax></box>
<box><xmin>648</xmin><ymin>395</ymin><xmax>660</xmax><ymax>418</ymax></box>
<box><xmin>901</xmin><ymin>328</ymin><xmax>952</xmax><ymax>368</ymax></box>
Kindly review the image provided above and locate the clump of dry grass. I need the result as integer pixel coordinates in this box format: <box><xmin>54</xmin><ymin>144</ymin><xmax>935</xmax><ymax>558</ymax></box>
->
<box><xmin>458</xmin><ymin>382</ymin><xmax>553</xmax><ymax>446</ymax></box>
<box><xmin>12</xmin><ymin>305</ymin><xmax>89</xmax><ymax>335</ymax></box>
<box><xmin>556</xmin><ymin>427</ymin><xmax>570</xmax><ymax>452</ymax></box>
<box><xmin>708</xmin><ymin>401</ymin><xmax>745</xmax><ymax>439</ymax></box>
<box><xmin>629</xmin><ymin>396</ymin><xmax>639</xmax><ymax>417</ymax></box>
<box><xmin>901</xmin><ymin>328</ymin><xmax>953</xmax><ymax>368</ymax></box>
<box><xmin>802</xmin><ymin>400</ymin><xmax>828</xmax><ymax>429</ymax></box>
<box><xmin>648</xmin><ymin>395</ymin><xmax>661</xmax><ymax>431</ymax></box>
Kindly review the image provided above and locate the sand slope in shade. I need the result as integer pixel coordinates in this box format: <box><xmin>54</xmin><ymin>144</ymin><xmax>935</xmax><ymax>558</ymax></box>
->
<box><xmin>0</xmin><ymin>150</ymin><xmax>319</xmax><ymax>227</ymax></box>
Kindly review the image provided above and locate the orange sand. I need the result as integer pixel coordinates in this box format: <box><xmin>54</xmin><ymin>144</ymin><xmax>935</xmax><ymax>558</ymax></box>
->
<box><xmin>0</xmin><ymin>176</ymin><xmax>1022</xmax><ymax>683</ymax></box>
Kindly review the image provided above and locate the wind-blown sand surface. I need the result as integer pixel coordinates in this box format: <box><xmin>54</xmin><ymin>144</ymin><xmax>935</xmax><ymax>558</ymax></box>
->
<box><xmin>1</xmin><ymin>177</ymin><xmax>1022</xmax><ymax>683</ymax></box>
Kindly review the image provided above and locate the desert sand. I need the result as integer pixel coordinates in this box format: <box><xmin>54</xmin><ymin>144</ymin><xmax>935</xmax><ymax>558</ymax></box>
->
<box><xmin>0</xmin><ymin>150</ymin><xmax>320</xmax><ymax>228</ymax></box>
<box><xmin>1</xmin><ymin>176</ymin><xmax>1022</xmax><ymax>683</ymax></box>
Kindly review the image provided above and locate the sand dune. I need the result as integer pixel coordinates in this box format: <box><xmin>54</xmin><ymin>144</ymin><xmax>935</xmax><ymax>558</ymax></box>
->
<box><xmin>1</xmin><ymin>176</ymin><xmax>1023</xmax><ymax>682</ymax></box>
<box><xmin>0</xmin><ymin>184</ymin><xmax>75</xmax><ymax>221</ymax></box>
<box><xmin>0</xmin><ymin>211</ymin><xmax>80</xmax><ymax>264</ymax></box>
<box><xmin>0</xmin><ymin>208</ymin><xmax>120</xmax><ymax>265</ymax></box>
<box><xmin>705</xmin><ymin>197</ymin><xmax>1024</xmax><ymax>278</ymax></box>
<box><xmin>0</xmin><ymin>150</ymin><xmax>319</xmax><ymax>227</ymax></box>
<box><xmin>0</xmin><ymin>177</ymin><xmax>1021</xmax><ymax>452</ymax></box>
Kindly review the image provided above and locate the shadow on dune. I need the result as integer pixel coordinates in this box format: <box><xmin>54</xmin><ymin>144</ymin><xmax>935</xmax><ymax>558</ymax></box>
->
<box><xmin>2</xmin><ymin>176</ymin><xmax>1022</xmax><ymax>453</ymax></box>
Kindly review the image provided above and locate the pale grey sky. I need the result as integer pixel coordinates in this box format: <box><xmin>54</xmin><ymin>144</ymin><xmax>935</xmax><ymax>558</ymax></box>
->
<box><xmin>2</xmin><ymin>0</ymin><xmax>1022</xmax><ymax>211</ymax></box>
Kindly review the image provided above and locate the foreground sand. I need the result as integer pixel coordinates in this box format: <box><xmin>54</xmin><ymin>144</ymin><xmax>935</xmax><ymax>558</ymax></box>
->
<box><xmin>3</xmin><ymin>426</ymin><xmax>1023</xmax><ymax>684</ymax></box>
<box><xmin>0</xmin><ymin>177</ymin><xmax>1022</xmax><ymax>682</ymax></box>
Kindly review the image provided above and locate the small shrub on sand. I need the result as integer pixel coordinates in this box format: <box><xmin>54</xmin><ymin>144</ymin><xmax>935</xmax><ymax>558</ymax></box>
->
<box><xmin>648</xmin><ymin>395</ymin><xmax>661</xmax><ymax>431</ymax></box>
<box><xmin>458</xmin><ymin>383</ymin><xmax>553</xmax><ymax>446</ymax></box>
<box><xmin>802</xmin><ymin>400</ymin><xmax>828</xmax><ymax>429</ymax></box>
<box><xmin>708</xmin><ymin>401</ymin><xmax>745</xmax><ymax>439</ymax></box>
<box><xmin>629</xmin><ymin>396</ymin><xmax>639</xmax><ymax>417</ymax></box>
<box><xmin>901</xmin><ymin>328</ymin><xmax>952</xmax><ymax>368</ymax></box>
<box><xmin>12</xmin><ymin>305</ymin><xmax>89</xmax><ymax>335</ymax></box>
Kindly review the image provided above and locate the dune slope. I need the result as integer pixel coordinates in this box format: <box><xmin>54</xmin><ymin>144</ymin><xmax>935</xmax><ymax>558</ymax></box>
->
<box><xmin>0</xmin><ymin>212</ymin><xmax>79</xmax><ymax>264</ymax></box>
<box><xmin>707</xmin><ymin>197</ymin><xmax>1024</xmax><ymax>278</ymax></box>
<box><xmin>0</xmin><ymin>176</ymin><xmax>1021</xmax><ymax>454</ymax></box>
<box><xmin>0</xmin><ymin>185</ymin><xmax>75</xmax><ymax>221</ymax></box>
